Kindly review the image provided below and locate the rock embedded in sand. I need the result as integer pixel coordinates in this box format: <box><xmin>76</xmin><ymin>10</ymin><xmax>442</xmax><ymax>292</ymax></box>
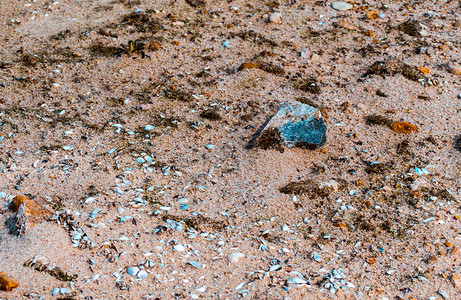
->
<box><xmin>0</xmin><ymin>272</ymin><xmax>19</xmax><ymax>292</ymax></box>
<box><xmin>332</xmin><ymin>2</ymin><xmax>353</xmax><ymax>11</ymax></box>
<box><xmin>336</xmin><ymin>20</ymin><xmax>359</xmax><ymax>31</ymax></box>
<box><xmin>391</xmin><ymin>122</ymin><xmax>418</xmax><ymax>134</ymax></box>
<box><xmin>366</xmin><ymin>10</ymin><xmax>379</xmax><ymax>20</ymax></box>
<box><xmin>10</xmin><ymin>195</ymin><xmax>51</xmax><ymax>236</ymax></box>
<box><xmin>451</xmin><ymin>272</ymin><xmax>461</xmax><ymax>289</ymax></box>
<box><xmin>228</xmin><ymin>252</ymin><xmax>245</xmax><ymax>263</ymax></box>
<box><xmin>448</xmin><ymin>66</ymin><xmax>461</xmax><ymax>75</ymax></box>
<box><xmin>254</xmin><ymin>103</ymin><xmax>327</xmax><ymax>151</ymax></box>
<box><xmin>268</xmin><ymin>12</ymin><xmax>282</xmax><ymax>24</ymax></box>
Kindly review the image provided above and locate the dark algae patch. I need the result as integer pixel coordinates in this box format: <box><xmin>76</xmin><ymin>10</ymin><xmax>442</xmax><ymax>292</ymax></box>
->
<box><xmin>200</xmin><ymin>109</ymin><xmax>222</xmax><ymax>120</ymax></box>
<box><xmin>365</xmin><ymin>57</ymin><xmax>426</xmax><ymax>82</ymax></box>
<box><xmin>253</xmin><ymin>127</ymin><xmax>284</xmax><ymax>153</ymax></box>
<box><xmin>298</xmin><ymin>76</ymin><xmax>321</xmax><ymax>94</ymax></box>
<box><xmin>365</xmin><ymin>115</ymin><xmax>393</xmax><ymax>127</ymax></box>
<box><xmin>279</xmin><ymin>180</ymin><xmax>331</xmax><ymax>197</ymax></box>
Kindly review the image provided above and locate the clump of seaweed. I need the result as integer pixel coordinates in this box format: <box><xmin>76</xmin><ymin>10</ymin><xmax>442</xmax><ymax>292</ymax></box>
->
<box><xmin>230</xmin><ymin>30</ymin><xmax>278</xmax><ymax>47</ymax></box>
<box><xmin>298</xmin><ymin>77</ymin><xmax>321</xmax><ymax>94</ymax></box>
<box><xmin>238</xmin><ymin>61</ymin><xmax>285</xmax><ymax>76</ymax></box>
<box><xmin>200</xmin><ymin>109</ymin><xmax>222</xmax><ymax>120</ymax></box>
<box><xmin>364</xmin><ymin>57</ymin><xmax>426</xmax><ymax>82</ymax></box>
<box><xmin>253</xmin><ymin>128</ymin><xmax>284</xmax><ymax>153</ymax></box>
<box><xmin>365</xmin><ymin>115</ymin><xmax>393</xmax><ymax>127</ymax></box>
<box><xmin>279</xmin><ymin>180</ymin><xmax>331</xmax><ymax>197</ymax></box>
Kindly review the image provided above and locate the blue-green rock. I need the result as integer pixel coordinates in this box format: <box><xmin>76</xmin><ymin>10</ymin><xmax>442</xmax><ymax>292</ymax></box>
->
<box><xmin>256</xmin><ymin>102</ymin><xmax>327</xmax><ymax>150</ymax></box>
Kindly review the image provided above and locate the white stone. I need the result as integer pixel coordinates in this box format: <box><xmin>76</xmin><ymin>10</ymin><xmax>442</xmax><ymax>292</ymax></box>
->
<box><xmin>332</xmin><ymin>2</ymin><xmax>353</xmax><ymax>11</ymax></box>
<box><xmin>227</xmin><ymin>252</ymin><xmax>245</xmax><ymax>263</ymax></box>
<box><xmin>268</xmin><ymin>12</ymin><xmax>282</xmax><ymax>24</ymax></box>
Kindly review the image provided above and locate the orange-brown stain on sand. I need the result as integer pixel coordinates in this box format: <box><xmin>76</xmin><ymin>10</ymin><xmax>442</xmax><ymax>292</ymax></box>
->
<box><xmin>391</xmin><ymin>122</ymin><xmax>418</xmax><ymax>134</ymax></box>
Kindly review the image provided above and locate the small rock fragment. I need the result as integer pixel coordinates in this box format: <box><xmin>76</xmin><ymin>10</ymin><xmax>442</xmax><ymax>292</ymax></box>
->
<box><xmin>332</xmin><ymin>2</ymin><xmax>353</xmax><ymax>11</ymax></box>
<box><xmin>391</xmin><ymin>122</ymin><xmax>418</xmax><ymax>134</ymax></box>
<box><xmin>450</xmin><ymin>272</ymin><xmax>461</xmax><ymax>289</ymax></box>
<box><xmin>337</xmin><ymin>20</ymin><xmax>359</xmax><ymax>31</ymax></box>
<box><xmin>268</xmin><ymin>12</ymin><xmax>282</xmax><ymax>24</ymax></box>
<box><xmin>450</xmin><ymin>246</ymin><xmax>460</xmax><ymax>257</ymax></box>
<box><xmin>253</xmin><ymin>103</ymin><xmax>327</xmax><ymax>151</ymax></box>
<box><xmin>366</xmin><ymin>10</ymin><xmax>379</xmax><ymax>20</ymax></box>
<box><xmin>398</xmin><ymin>20</ymin><xmax>426</xmax><ymax>37</ymax></box>
<box><xmin>448</xmin><ymin>66</ymin><xmax>461</xmax><ymax>75</ymax></box>
<box><xmin>228</xmin><ymin>252</ymin><xmax>245</xmax><ymax>263</ymax></box>
<box><xmin>9</xmin><ymin>195</ymin><xmax>51</xmax><ymax>236</ymax></box>
<box><xmin>0</xmin><ymin>272</ymin><xmax>19</xmax><ymax>292</ymax></box>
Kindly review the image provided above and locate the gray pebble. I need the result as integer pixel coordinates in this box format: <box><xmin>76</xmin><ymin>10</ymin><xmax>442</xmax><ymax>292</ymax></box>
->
<box><xmin>332</xmin><ymin>2</ymin><xmax>353</xmax><ymax>11</ymax></box>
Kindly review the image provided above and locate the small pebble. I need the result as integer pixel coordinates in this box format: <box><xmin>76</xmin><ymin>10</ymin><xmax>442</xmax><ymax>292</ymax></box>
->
<box><xmin>451</xmin><ymin>272</ymin><xmax>461</xmax><ymax>288</ymax></box>
<box><xmin>227</xmin><ymin>252</ymin><xmax>245</xmax><ymax>263</ymax></box>
<box><xmin>144</xmin><ymin>125</ymin><xmax>155</xmax><ymax>131</ymax></box>
<box><xmin>332</xmin><ymin>2</ymin><xmax>353</xmax><ymax>11</ymax></box>
<box><xmin>268</xmin><ymin>12</ymin><xmax>282</xmax><ymax>24</ymax></box>
<box><xmin>205</xmin><ymin>144</ymin><xmax>215</xmax><ymax>149</ymax></box>
<box><xmin>448</xmin><ymin>66</ymin><xmax>461</xmax><ymax>75</ymax></box>
<box><xmin>0</xmin><ymin>272</ymin><xmax>19</xmax><ymax>292</ymax></box>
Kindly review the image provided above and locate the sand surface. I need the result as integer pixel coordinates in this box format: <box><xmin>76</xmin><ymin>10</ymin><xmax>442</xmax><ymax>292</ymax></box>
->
<box><xmin>1</xmin><ymin>0</ymin><xmax>461</xmax><ymax>299</ymax></box>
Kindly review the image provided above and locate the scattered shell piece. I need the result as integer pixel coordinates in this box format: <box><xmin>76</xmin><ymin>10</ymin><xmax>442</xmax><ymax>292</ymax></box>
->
<box><xmin>187</xmin><ymin>261</ymin><xmax>202</xmax><ymax>268</ymax></box>
<box><xmin>137</xmin><ymin>270</ymin><xmax>148</xmax><ymax>279</ymax></box>
<box><xmin>127</xmin><ymin>266</ymin><xmax>140</xmax><ymax>276</ymax></box>
<box><xmin>287</xmin><ymin>277</ymin><xmax>308</xmax><ymax>285</ymax></box>
<box><xmin>174</xmin><ymin>244</ymin><xmax>186</xmax><ymax>252</ymax></box>
<box><xmin>235</xmin><ymin>281</ymin><xmax>246</xmax><ymax>290</ymax></box>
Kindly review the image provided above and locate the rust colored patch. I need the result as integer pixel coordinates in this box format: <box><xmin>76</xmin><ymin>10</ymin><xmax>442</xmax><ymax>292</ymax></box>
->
<box><xmin>10</xmin><ymin>195</ymin><xmax>52</xmax><ymax>232</ymax></box>
<box><xmin>391</xmin><ymin>122</ymin><xmax>418</xmax><ymax>134</ymax></box>
<box><xmin>417</xmin><ymin>66</ymin><xmax>430</xmax><ymax>74</ymax></box>
<box><xmin>0</xmin><ymin>272</ymin><xmax>19</xmax><ymax>292</ymax></box>
<box><xmin>366</xmin><ymin>10</ymin><xmax>379</xmax><ymax>20</ymax></box>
